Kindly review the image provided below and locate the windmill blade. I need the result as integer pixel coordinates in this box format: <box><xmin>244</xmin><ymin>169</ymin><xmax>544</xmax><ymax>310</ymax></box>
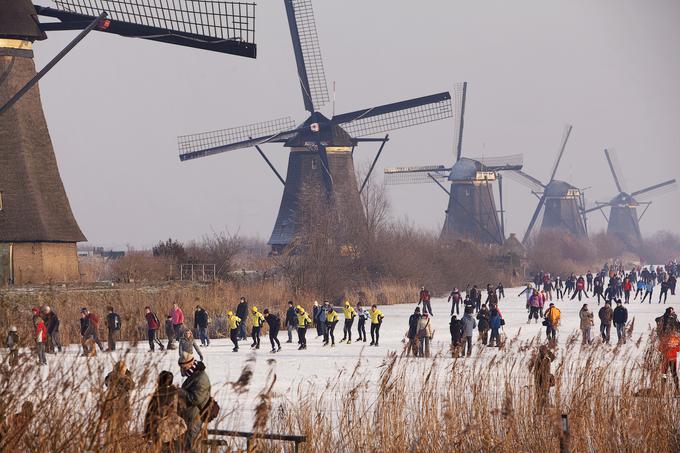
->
<box><xmin>523</xmin><ymin>194</ymin><xmax>547</xmax><ymax>244</ymax></box>
<box><xmin>383</xmin><ymin>165</ymin><xmax>450</xmax><ymax>185</ymax></box>
<box><xmin>583</xmin><ymin>201</ymin><xmax>613</xmax><ymax>214</ymax></box>
<box><xmin>468</xmin><ymin>154</ymin><xmax>523</xmax><ymax>171</ymax></box>
<box><xmin>603</xmin><ymin>148</ymin><xmax>628</xmax><ymax>194</ymax></box>
<box><xmin>452</xmin><ymin>82</ymin><xmax>467</xmax><ymax>162</ymax></box>
<box><xmin>503</xmin><ymin>170</ymin><xmax>545</xmax><ymax>193</ymax></box>
<box><xmin>548</xmin><ymin>124</ymin><xmax>573</xmax><ymax>182</ymax></box>
<box><xmin>332</xmin><ymin>92</ymin><xmax>452</xmax><ymax>138</ymax></box>
<box><xmin>39</xmin><ymin>0</ymin><xmax>256</xmax><ymax>57</ymax></box>
<box><xmin>631</xmin><ymin>179</ymin><xmax>678</xmax><ymax>200</ymax></box>
<box><xmin>284</xmin><ymin>0</ymin><xmax>329</xmax><ymax>112</ymax></box>
<box><xmin>178</xmin><ymin>117</ymin><xmax>298</xmax><ymax>161</ymax></box>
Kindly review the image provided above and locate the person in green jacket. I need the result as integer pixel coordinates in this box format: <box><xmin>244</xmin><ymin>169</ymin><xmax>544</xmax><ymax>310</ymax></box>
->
<box><xmin>179</xmin><ymin>352</ymin><xmax>211</xmax><ymax>452</ymax></box>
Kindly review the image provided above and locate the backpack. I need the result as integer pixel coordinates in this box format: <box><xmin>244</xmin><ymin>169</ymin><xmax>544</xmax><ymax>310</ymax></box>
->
<box><xmin>201</xmin><ymin>396</ymin><xmax>220</xmax><ymax>423</ymax></box>
<box><xmin>113</xmin><ymin>313</ymin><xmax>121</xmax><ymax>331</ymax></box>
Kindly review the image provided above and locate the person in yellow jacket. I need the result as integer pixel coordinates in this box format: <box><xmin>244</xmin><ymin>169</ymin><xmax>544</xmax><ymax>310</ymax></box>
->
<box><xmin>340</xmin><ymin>301</ymin><xmax>356</xmax><ymax>344</ymax></box>
<box><xmin>251</xmin><ymin>306</ymin><xmax>265</xmax><ymax>350</ymax></box>
<box><xmin>543</xmin><ymin>303</ymin><xmax>561</xmax><ymax>342</ymax></box>
<box><xmin>370</xmin><ymin>305</ymin><xmax>384</xmax><ymax>346</ymax></box>
<box><xmin>227</xmin><ymin>311</ymin><xmax>241</xmax><ymax>352</ymax></box>
<box><xmin>324</xmin><ymin>303</ymin><xmax>339</xmax><ymax>347</ymax></box>
<box><xmin>296</xmin><ymin>306</ymin><xmax>312</xmax><ymax>350</ymax></box>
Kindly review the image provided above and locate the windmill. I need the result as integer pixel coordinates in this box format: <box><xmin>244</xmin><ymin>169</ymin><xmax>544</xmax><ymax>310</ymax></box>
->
<box><xmin>383</xmin><ymin>83</ymin><xmax>523</xmax><ymax>245</ymax></box>
<box><xmin>0</xmin><ymin>0</ymin><xmax>256</xmax><ymax>285</ymax></box>
<box><xmin>505</xmin><ymin>125</ymin><xmax>588</xmax><ymax>244</ymax></box>
<box><xmin>583</xmin><ymin>149</ymin><xmax>677</xmax><ymax>246</ymax></box>
<box><xmin>178</xmin><ymin>0</ymin><xmax>453</xmax><ymax>253</ymax></box>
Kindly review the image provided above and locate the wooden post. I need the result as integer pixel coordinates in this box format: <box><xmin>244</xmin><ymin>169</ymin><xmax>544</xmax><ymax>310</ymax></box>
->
<box><xmin>560</xmin><ymin>413</ymin><xmax>570</xmax><ymax>453</ymax></box>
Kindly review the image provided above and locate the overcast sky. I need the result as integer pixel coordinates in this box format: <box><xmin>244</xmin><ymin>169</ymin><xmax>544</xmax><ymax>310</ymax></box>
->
<box><xmin>33</xmin><ymin>0</ymin><xmax>680</xmax><ymax>249</ymax></box>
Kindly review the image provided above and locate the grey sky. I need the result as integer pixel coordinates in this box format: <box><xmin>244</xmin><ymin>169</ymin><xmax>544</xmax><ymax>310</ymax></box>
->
<box><xmin>33</xmin><ymin>0</ymin><xmax>680</xmax><ymax>249</ymax></box>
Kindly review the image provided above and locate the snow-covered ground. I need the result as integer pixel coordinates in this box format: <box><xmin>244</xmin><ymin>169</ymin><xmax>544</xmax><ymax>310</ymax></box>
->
<box><xmin>10</xmin><ymin>286</ymin><xmax>677</xmax><ymax>430</ymax></box>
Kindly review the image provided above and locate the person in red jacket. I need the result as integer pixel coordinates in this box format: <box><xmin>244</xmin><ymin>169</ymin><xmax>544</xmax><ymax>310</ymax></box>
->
<box><xmin>418</xmin><ymin>286</ymin><xmax>433</xmax><ymax>316</ymax></box>
<box><xmin>623</xmin><ymin>278</ymin><xmax>633</xmax><ymax>304</ymax></box>
<box><xmin>145</xmin><ymin>306</ymin><xmax>165</xmax><ymax>352</ymax></box>
<box><xmin>570</xmin><ymin>276</ymin><xmax>589</xmax><ymax>301</ymax></box>
<box><xmin>34</xmin><ymin>310</ymin><xmax>47</xmax><ymax>365</ymax></box>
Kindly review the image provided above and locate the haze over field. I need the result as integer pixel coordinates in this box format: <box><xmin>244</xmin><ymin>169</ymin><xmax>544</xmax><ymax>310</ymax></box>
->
<box><xmin>33</xmin><ymin>0</ymin><xmax>680</xmax><ymax>248</ymax></box>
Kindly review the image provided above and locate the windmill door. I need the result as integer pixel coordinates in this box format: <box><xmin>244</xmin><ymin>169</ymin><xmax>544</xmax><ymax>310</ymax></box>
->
<box><xmin>0</xmin><ymin>244</ymin><xmax>10</xmax><ymax>287</ymax></box>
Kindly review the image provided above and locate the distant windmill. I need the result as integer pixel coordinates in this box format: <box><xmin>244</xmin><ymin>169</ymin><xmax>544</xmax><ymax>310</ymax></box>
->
<box><xmin>505</xmin><ymin>125</ymin><xmax>588</xmax><ymax>243</ymax></box>
<box><xmin>0</xmin><ymin>0</ymin><xmax>256</xmax><ymax>285</ymax></box>
<box><xmin>383</xmin><ymin>83</ymin><xmax>523</xmax><ymax>245</ymax></box>
<box><xmin>583</xmin><ymin>149</ymin><xmax>677</xmax><ymax>245</ymax></box>
<box><xmin>178</xmin><ymin>0</ymin><xmax>453</xmax><ymax>253</ymax></box>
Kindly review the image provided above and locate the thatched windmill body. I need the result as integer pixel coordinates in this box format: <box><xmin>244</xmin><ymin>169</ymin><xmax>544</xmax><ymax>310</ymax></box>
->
<box><xmin>178</xmin><ymin>0</ymin><xmax>453</xmax><ymax>253</ymax></box>
<box><xmin>506</xmin><ymin>125</ymin><xmax>588</xmax><ymax>243</ymax></box>
<box><xmin>583</xmin><ymin>149</ymin><xmax>677</xmax><ymax>246</ymax></box>
<box><xmin>384</xmin><ymin>83</ymin><xmax>523</xmax><ymax>245</ymax></box>
<box><xmin>0</xmin><ymin>0</ymin><xmax>256</xmax><ymax>285</ymax></box>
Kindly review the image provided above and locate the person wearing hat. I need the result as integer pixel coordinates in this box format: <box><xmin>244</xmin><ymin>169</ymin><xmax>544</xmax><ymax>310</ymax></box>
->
<box><xmin>356</xmin><ymin>303</ymin><xmax>368</xmax><ymax>342</ymax></box>
<box><xmin>416</xmin><ymin>312</ymin><xmax>433</xmax><ymax>357</ymax></box>
<box><xmin>369</xmin><ymin>305</ymin><xmax>384</xmax><ymax>346</ymax></box>
<box><xmin>295</xmin><ymin>306</ymin><xmax>312</xmax><ymax>350</ymax></box>
<box><xmin>178</xmin><ymin>352</ymin><xmax>211</xmax><ymax>451</ymax></box>
<box><xmin>579</xmin><ymin>304</ymin><xmax>594</xmax><ymax>345</ymax></box>
<box><xmin>613</xmin><ymin>299</ymin><xmax>629</xmax><ymax>345</ymax></box>
<box><xmin>340</xmin><ymin>301</ymin><xmax>356</xmax><ymax>344</ymax></box>
<box><xmin>418</xmin><ymin>286</ymin><xmax>433</xmax><ymax>316</ymax></box>
<box><xmin>6</xmin><ymin>326</ymin><xmax>19</xmax><ymax>366</ymax></box>
<box><xmin>227</xmin><ymin>311</ymin><xmax>241</xmax><ymax>352</ymax></box>
<box><xmin>42</xmin><ymin>305</ymin><xmax>62</xmax><ymax>354</ymax></box>
<box><xmin>250</xmin><ymin>306</ymin><xmax>265</xmax><ymax>349</ymax></box>
<box><xmin>263</xmin><ymin>309</ymin><xmax>282</xmax><ymax>353</ymax></box>
<box><xmin>143</xmin><ymin>370</ymin><xmax>185</xmax><ymax>449</ymax></box>
<box><xmin>179</xmin><ymin>330</ymin><xmax>203</xmax><ymax>362</ymax></box>
<box><xmin>285</xmin><ymin>301</ymin><xmax>297</xmax><ymax>344</ymax></box>
<box><xmin>324</xmin><ymin>302</ymin><xmax>339</xmax><ymax>347</ymax></box>
<box><xmin>598</xmin><ymin>301</ymin><xmax>614</xmax><ymax>344</ymax></box>
<box><xmin>448</xmin><ymin>288</ymin><xmax>462</xmax><ymax>315</ymax></box>
<box><xmin>312</xmin><ymin>301</ymin><xmax>322</xmax><ymax>338</ymax></box>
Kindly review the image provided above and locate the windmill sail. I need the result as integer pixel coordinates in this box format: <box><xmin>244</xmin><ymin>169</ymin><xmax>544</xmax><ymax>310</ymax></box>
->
<box><xmin>332</xmin><ymin>92</ymin><xmax>452</xmax><ymax>137</ymax></box>
<box><xmin>548</xmin><ymin>124</ymin><xmax>572</xmax><ymax>182</ymax></box>
<box><xmin>178</xmin><ymin>117</ymin><xmax>298</xmax><ymax>161</ymax></box>
<box><xmin>631</xmin><ymin>179</ymin><xmax>677</xmax><ymax>200</ymax></box>
<box><xmin>284</xmin><ymin>0</ymin><xmax>329</xmax><ymax>112</ymax></box>
<box><xmin>39</xmin><ymin>0</ymin><xmax>257</xmax><ymax>56</ymax></box>
<box><xmin>383</xmin><ymin>165</ymin><xmax>450</xmax><ymax>185</ymax></box>
<box><xmin>604</xmin><ymin>148</ymin><xmax>628</xmax><ymax>194</ymax></box>
<box><xmin>452</xmin><ymin>82</ymin><xmax>467</xmax><ymax>162</ymax></box>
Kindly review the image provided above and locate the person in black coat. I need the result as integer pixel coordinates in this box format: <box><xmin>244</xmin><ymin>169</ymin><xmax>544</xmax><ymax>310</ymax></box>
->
<box><xmin>407</xmin><ymin>307</ymin><xmax>421</xmax><ymax>356</ymax></box>
<box><xmin>42</xmin><ymin>306</ymin><xmax>61</xmax><ymax>353</ymax></box>
<box><xmin>449</xmin><ymin>315</ymin><xmax>463</xmax><ymax>357</ymax></box>
<box><xmin>285</xmin><ymin>301</ymin><xmax>297</xmax><ymax>343</ymax></box>
<box><xmin>476</xmin><ymin>305</ymin><xmax>490</xmax><ymax>345</ymax></box>
<box><xmin>105</xmin><ymin>306</ymin><xmax>121</xmax><ymax>352</ymax></box>
<box><xmin>263</xmin><ymin>309</ymin><xmax>281</xmax><ymax>353</ymax></box>
<box><xmin>235</xmin><ymin>297</ymin><xmax>249</xmax><ymax>341</ymax></box>
<box><xmin>194</xmin><ymin>305</ymin><xmax>210</xmax><ymax>347</ymax></box>
<box><xmin>613</xmin><ymin>299</ymin><xmax>628</xmax><ymax>344</ymax></box>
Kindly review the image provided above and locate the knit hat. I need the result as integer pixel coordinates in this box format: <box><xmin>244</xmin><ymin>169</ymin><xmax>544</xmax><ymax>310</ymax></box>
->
<box><xmin>9</xmin><ymin>326</ymin><xmax>17</xmax><ymax>332</ymax></box>
<box><xmin>43</xmin><ymin>305</ymin><xmax>51</xmax><ymax>313</ymax></box>
<box><xmin>81</xmin><ymin>307</ymin><xmax>88</xmax><ymax>313</ymax></box>
<box><xmin>345</xmin><ymin>301</ymin><xmax>350</xmax><ymax>306</ymax></box>
<box><xmin>227</xmin><ymin>311</ymin><xmax>233</xmax><ymax>316</ymax></box>
<box><xmin>178</xmin><ymin>352</ymin><xmax>195</xmax><ymax>368</ymax></box>
<box><xmin>252</xmin><ymin>306</ymin><xmax>258</xmax><ymax>313</ymax></box>
<box><xmin>31</xmin><ymin>307</ymin><xmax>40</xmax><ymax>316</ymax></box>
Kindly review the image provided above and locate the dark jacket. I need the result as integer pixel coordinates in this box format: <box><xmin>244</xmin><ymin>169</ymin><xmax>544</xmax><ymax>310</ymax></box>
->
<box><xmin>285</xmin><ymin>307</ymin><xmax>297</xmax><ymax>326</ymax></box>
<box><xmin>449</xmin><ymin>318</ymin><xmax>463</xmax><ymax>344</ymax></box>
<box><xmin>165</xmin><ymin>319</ymin><xmax>175</xmax><ymax>338</ymax></box>
<box><xmin>106</xmin><ymin>312</ymin><xmax>121</xmax><ymax>331</ymax></box>
<box><xmin>180</xmin><ymin>362</ymin><xmax>211</xmax><ymax>445</ymax></box>
<box><xmin>265</xmin><ymin>314</ymin><xmax>281</xmax><ymax>332</ymax></box>
<box><xmin>44</xmin><ymin>311</ymin><xmax>60</xmax><ymax>333</ymax></box>
<box><xmin>236</xmin><ymin>301</ymin><xmax>248</xmax><ymax>320</ymax></box>
<box><xmin>598</xmin><ymin>306</ymin><xmax>613</xmax><ymax>325</ymax></box>
<box><xmin>143</xmin><ymin>384</ymin><xmax>183</xmax><ymax>443</ymax></box>
<box><xmin>613</xmin><ymin>306</ymin><xmax>628</xmax><ymax>325</ymax></box>
<box><xmin>476</xmin><ymin>309</ymin><xmax>490</xmax><ymax>331</ymax></box>
<box><xmin>194</xmin><ymin>309</ymin><xmax>209</xmax><ymax>329</ymax></box>
<box><xmin>408</xmin><ymin>314</ymin><xmax>421</xmax><ymax>339</ymax></box>
<box><xmin>80</xmin><ymin>317</ymin><xmax>89</xmax><ymax>336</ymax></box>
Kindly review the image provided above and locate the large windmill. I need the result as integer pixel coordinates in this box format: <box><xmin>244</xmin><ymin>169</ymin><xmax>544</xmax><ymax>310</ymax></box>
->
<box><xmin>178</xmin><ymin>0</ymin><xmax>453</xmax><ymax>253</ymax></box>
<box><xmin>583</xmin><ymin>149</ymin><xmax>677</xmax><ymax>246</ymax></box>
<box><xmin>505</xmin><ymin>125</ymin><xmax>588</xmax><ymax>243</ymax></box>
<box><xmin>0</xmin><ymin>0</ymin><xmax>256</xmax><ymax>285</ymax></box>
<box><xmin>383</xmin><ymin>83</ymin><xmax>523</xmax><ymax>245</ymax></box>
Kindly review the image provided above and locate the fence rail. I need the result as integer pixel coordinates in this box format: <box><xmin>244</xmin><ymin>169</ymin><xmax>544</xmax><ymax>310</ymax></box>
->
<box><xmin>205</xmin><ymin>429</ymin><xmax>307</xmax><ymax>452</ymax></box>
